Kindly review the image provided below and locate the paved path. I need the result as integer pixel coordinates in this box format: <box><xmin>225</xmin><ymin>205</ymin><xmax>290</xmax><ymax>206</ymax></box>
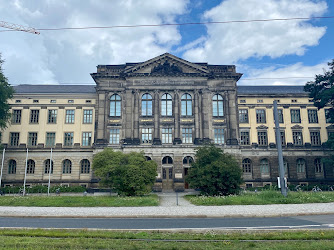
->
<box><xmin>0</xmin><ymin>191</ymin><xmax>333</xmax><ymax>218</ymax></box>
<box><xmin>158</xmin><ymin>192</ymin><xmax>196</xmax><ymax>207</ymax></box>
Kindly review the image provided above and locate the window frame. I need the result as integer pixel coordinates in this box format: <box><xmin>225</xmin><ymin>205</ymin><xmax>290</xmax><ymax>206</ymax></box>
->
<box><xmin>181</xmin><ymin>93</ymin><xmax>192</xmax><ymax>116</ymax></box>
<box><xmin>82</xmin><ymin>132</ymin><xmax>92</xmax><ymax>146</ymax></box>
<box><xmin>65</xmin><ymin>109</ymin><xmax>75</xmax><ymax>124</ymax></box>
<box><xmin>257</xmin><ymin>131</ymin><xmax>268</xmax><ymax>146</ymax></box>
<box><xmin>81</xmin><ymin>159</ymin><xmax>90</xmax><ymax>174</ymax></box>
<box><xmin>307</xmin><ymin>109</ymin><xmax>318</xmax><ymax>123</ymax></box>
<box><xmin>12</xmin><ymin>109</ymin><xmax>22</xmax><ymax>124</ymax></box>
<box><xmin>109</xmin><ymin>128</ymin><xmax>120</xmax><ymax>144</ymax></box>
<box><xmin>214</xmin><ymin>128</ymin><xmax>224</xmax><ymax>144</ymax></box>
<box><xmin>161</xmin><ymin>93</ymin><xmax>172</xmax><ymax>116</ymax></box>
<box><xmin>290</xmin><ymin>109</ymin><xmax>301</xmax><ymax>123</ymax></box>
<box><xmin>62</xmin><ymin>159</ymin><xmax>72</xmax><ymax>174</ymax></box>
<box><xmin>28</xmin><ymin>132</ymin><xmax>38</xmax><ymax>146</ymax></box>
<box><xmin>83</xmin><ymin>109</ymin><xmax>93</xmax><ymax>124</ymax></box>
<box><xmin>212</xmin><ymin>94</ymin><xmax>224</xmax><ymax>117</ymax></box>
<box><xmin>161</xmin><ymin>128</ymin><xmax>173</xmax><ymax>144</ymax></box>
<box><xmin>182</xmin><ymin>128</ymin><xmax>193</xmax><ymax>144</ymax></box>
<box><xmin>29</xmin><ymin>109</ymin><xmax>40</xmax><ymax>124</ymax></box>
<box><xmin>64</xmin><ymin>132</ymin><xmax>74</xmax><ymax>146</ymax></box>
<box><xmin>110</xmin><ymin>94</ymin><xmax>122</xmax><ymax>117</ymax></box>
<box><xmin>47</xmin><ymin>109</ymin><xmax>57</xmax><ymax>124</ymax></box>
<box><xmin>256</xmin><ymin>109</ymin><xmax>266</xmax><ymax>123</ymax></box>
<box><xmin>239</xmin><ymin>109</ymin><xmax>249</xmax><ymax>123</ymax></box>
<box><xmin>141</xmin><ymin>93</ymin><xmax>153</xmax><ymax>116</ymax></box>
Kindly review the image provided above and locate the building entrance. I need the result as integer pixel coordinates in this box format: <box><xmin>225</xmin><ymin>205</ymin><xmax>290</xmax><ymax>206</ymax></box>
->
<box><xmin>162</xmin><ymin>167</ymin><xmax>173</xmax><ymax>190</ymax></box>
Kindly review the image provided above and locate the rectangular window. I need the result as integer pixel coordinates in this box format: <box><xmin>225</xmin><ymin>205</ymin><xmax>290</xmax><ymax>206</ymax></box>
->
<box><xmin>50</xmin><ymin>100</ymin><xmax>56</xmax><ymax>103</ymax></box>
<box><xmin>142</xmin><ymin>128</ymin><xmax>152</xmax><ymax>144</ymax></box>
<box><xmin>214</xmin><ymin>128</ymin><xmax>224</xmax><ymax>144</ymax></box>
<box><xmin>257</xmin><ymin>131</ymin><xmax>268</xmax><ymax>146</ymax></box>
<box><xmin>278</xmin><ymin>109</ymin><xmax>284</xmax><ymax>123</ymax></box>
<box><xmin>293</xmin><ymin>131</ymin><xmax>303</xmax><ymax>145</ymax></box>
<box><xmin>325</xmin><ymin>109</ymin><xmax>331</xmax><ymax>123</ymax></box>
<box><xmin>240</xmin><ymin>131</ymin><xmax>250</xmax><ymax>145</ymax></box>
<box><xmin>30</xmin><ymin>110</ymin><xmax>39</xmax><ymax>124</ymax></box>
<box><xmin>239</xmin><ymin>109</ymin><xmax>248</xmax><ymax>123</ymax></box>
<box><xmin>64</xmin><ymin>132</ymin><xmax>74</xmax><ymax>146</ymax></box>
<box><xmin>28</xmin><ymin>132</ymin><xmax>38</xmax><ymax>146</ymax></box>
<box><xmin>83</xmin><ymin>109</ymin><xmax>93</xmax><ymax>124</ymax></box>
<box><xmin>290</xmin><ymin>109</ymin><xmax>301</xmax><ymax>123</ymax></box>
<box><xmin>46</xmin><ymin>132</ymin><xmax>56</xmax><ymax>147</ymax></box>
<box><xmin>48</xmin><ymin>109</ymin><xmax>57</xmax><ymax>124</ymax></box>
<box><xmin>275</xmin><ymin>131</ymin><xmax>286</xmax><ymax>145</ymax></box>
<box><xmin>82</xmin><ymin>132</ymin><xmax>92</xmax><ymax>146</ymax></box>
<box><xmin>308</xmin><ymin>110</ymin><xmax>318</xmax><ymax>123</ymax></box>
<box><xmin>310</xmin><ymin>131</ymin><xmax>321</xmax><ymax>146</ymax></box>
<box><xmin>162</xmin><ymin>128</ymin><xmax>172</xmax><ymax>144</ymax></box>
<box><xmin>109</xmin><ymin>129</ymin><xmax>120</xmax><ymax>144</ymax></box>
<box><xmin>182</xmin><ymin>128</ymin><xmax>192</xmax><ymax>144</ymax></box>
<box><xmin>10</xmin><ymin>132</ymin><xmax>20</xmax><ymax>146</ymax></box>
<box><xmin>256</xmin><ymin>109</ymin><xmax>266</xmax><ymax>123</ymax></box>
<box><xmin>12</xmin><ymin>110</ymin><xmax>22</xmax><ymax>124</ymax></box>
<box><xmin>65</xmin><ymin>110</ymin><xmax>75</xmax><ymax>124</ymax></box>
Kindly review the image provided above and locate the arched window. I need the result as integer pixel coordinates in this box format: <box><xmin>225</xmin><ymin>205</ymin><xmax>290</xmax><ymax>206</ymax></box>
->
<box><xmin>81</xmin><ymin>159</ymin><xmax>90</xmax><ymax>174</ymax></box>
<box><xmin>44</xmin><ymin>159</ymin><xmax>54</xmax><ymax>174</ymax></box>
<box><xmin>296</xmin><ymin>158</ymin><xmax>305</xmax><ymax>173</ymax></box>
<box><xmin>183</xmin><ymin>156</ymin><xmax>193</xmax><ymax>165</ymax></box>
<box><xmin>161</xmin><ymin>93</ymin><xmax>172</xmax><ymax>116</ymax></box>
<box><xmin>260</xmin><ymin>159</ymin><xmax>269</xmax><ymax>174</ymax></box>
<box><xmin>242</xmin><ymin>158</ymin><xmax>252</xmax><ymax>173</ymax></box>
<box><xmin>141</xmin><ymin>93</ymin><xmax>152</xmax><ymax>116</ymax></box>
<box><xmin>145</xmin><ymin>156</ymin><xmax>152</xmax><ymax>161</ymax></box>
<box><xmin>212</xmin><ymin>94</ymin><xmax>224</xmax><ymax>117</ymax></box>
<box><xmin>27</xmin><ymin>159</ymin><xmax>35</xmax><ymax>174</ymax></box>
<box><xmin>162</xmin><ymin>156</ymin><xmax>173</xmax><ymax>164</ymax></box>
<box><xmin>8</xmin><ymin>160</ymin><xmax>16</xmax><ymax>174</ymax></box>
<box><xmin>110</xmin><ymin>94</ymin><xmax>121</xmax><ymax>117</ymax></box>
<box><xmin>181</xmin><ymin>94</ymin><xmax>192</xmax><ymax>116</ymax></box>
<box><xmin>314</xmin><ymin>158</ymin><xmax>323</xmax><ymax>173</ymax></box>
<box><xmin>62</xmin><ymin>159</ymin><xmax>72</xmax><ymax>174</ymax></box>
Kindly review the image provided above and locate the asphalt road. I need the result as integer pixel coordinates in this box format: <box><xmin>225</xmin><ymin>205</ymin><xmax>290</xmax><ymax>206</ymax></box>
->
<box><xmin>0</xmin><ymin>215</ymin><xmax>333</xmax><ymax>230</ymax></box>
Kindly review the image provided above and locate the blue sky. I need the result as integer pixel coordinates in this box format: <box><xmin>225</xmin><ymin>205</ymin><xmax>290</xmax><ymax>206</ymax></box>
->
<box><xmin>0</xmin><ymin>0</ymin><xmax>333</xmax><ymax>86</ymax></box>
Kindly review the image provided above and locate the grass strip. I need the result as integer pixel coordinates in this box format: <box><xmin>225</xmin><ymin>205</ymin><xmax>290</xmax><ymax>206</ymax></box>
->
<box><xmin>185</xmin><ymin>190</ymin><xmax>334</xmax><ymax>206</ymax></box>
<box><xmin>0</xmin><ymin>229</ymin><xmax>333</xmax><ymax>249</ymax></box>
<box><xmin>0</xmin><ymin>195</ymin><xmax>159</xmax><ymax>207</ymax></box>
<box><xmin>0</xmin><ymin>229</ymin><xmax>333</xmax><ymax>241</ymax></box>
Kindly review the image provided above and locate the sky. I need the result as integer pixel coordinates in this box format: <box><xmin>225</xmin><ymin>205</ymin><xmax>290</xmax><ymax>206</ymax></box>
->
<box><xmin>0</xmin><ymin>0</ymin><xmax>333</xmax><ymax>86</ymax></box>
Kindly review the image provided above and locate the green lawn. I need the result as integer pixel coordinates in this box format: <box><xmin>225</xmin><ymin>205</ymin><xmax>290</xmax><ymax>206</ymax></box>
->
<box><xmin>185</xmin><ymin>190</ymin><xmax>334</xmax><ymax>206</ymax></box>
<box><xmin>0</xmin><ymin>229</ymin><xmax>333</xmax><ymax>249</ymax></box>
<box><xmin>0</xmin><ymin>195</ymin><xmax>159</xmax><ymax>207</ymax></box>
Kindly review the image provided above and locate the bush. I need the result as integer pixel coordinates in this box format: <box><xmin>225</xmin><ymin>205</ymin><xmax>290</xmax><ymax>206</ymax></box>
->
<box><xmin>0</xmin><ymin>185</ymin><xmax>86</xmax><ymax>194</ymax></box>
<box><xmin>93</xmin><ymin>148</ymin><xmax>157</xmax><ymax>196</ymax></box>
<box><xmin>186</xmin><ymin>144</ymin><xmax>243</xmax><ymax>196</ymax></box>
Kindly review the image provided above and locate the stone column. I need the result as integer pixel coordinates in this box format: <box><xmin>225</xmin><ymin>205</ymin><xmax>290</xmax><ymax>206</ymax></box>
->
<box><xmin>201</xmin><ymin>90</ymin><xmax>210</xmax><ymax>142</ymax></box>
<box><xmin>124</xmin><ymin>89</ymin><xmax>133</xmax><ymax>143</ymax></box>
<box><xmin>228</xmin><ymin>90</ymin><xmax>238</xmax><ymax>145</ymax></box>
<box><xmin>173</xmin><ymin>90</ymin><xmax>182</xmax><ymax>144</ymax></box>
<box><xmin>133</xmin><ymin>90</ymin><xmax>140</xmax><ymax>144</ymax></box>
<box><xmin>96</xmin><ymin>91</ymin><xmax>107</xmax><ymax>144</ymax></box>
<box><xmin>153</xmin><ymin>90</ymin><xmax>161</xmax><ymax>145</ymax></box>
<box><xmin>194</xmin><ymin>90</ymin><xmax>200</xmax><ymax>144</ymax></box>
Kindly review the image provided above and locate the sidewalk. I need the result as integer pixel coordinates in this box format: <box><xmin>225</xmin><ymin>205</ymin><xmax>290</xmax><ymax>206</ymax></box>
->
<box><xmin>0</xmin><ymin>192</ymin><xmax>333</xmax><ymax>218</ymax></box>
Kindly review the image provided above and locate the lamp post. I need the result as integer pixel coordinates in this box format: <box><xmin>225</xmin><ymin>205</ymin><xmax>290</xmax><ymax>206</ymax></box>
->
<box><xmin>273</xmin><ymin>100</ymin><xmax>288</xmax><ymax>197</ymax></box>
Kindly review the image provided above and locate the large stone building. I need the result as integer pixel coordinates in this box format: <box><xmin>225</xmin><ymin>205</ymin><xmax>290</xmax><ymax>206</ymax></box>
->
<box><xmin>0</xmin><ymin>53</ymin><xmax>333</xmax><ymax>190</ymax></box>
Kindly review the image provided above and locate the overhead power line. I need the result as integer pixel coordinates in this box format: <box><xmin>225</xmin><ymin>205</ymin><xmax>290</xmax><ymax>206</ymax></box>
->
<box><xmin>0</xmin><ymin>16</ymin><xmax>333</xmax><ymax>33</ymax></box>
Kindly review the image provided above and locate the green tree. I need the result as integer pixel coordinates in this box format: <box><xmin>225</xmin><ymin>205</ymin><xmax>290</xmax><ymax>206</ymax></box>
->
<box><xmin>186</xmin><ymin>144</ymin><xmax>243</xmax><ymax>196</ymax></box>
<box><xmin>0</xmin><ymin>54</ymin><xmax>14</xmax><ymax>130</ymax></box>
<box><xmin>92</xmin><ymin>148</ymin><xmax>157</xmax><ymax>196</ymax></box>
<box><xmin>304</xmin><ymin>59</ymin><xmax>334</xmax><ymax>163</ymax></box>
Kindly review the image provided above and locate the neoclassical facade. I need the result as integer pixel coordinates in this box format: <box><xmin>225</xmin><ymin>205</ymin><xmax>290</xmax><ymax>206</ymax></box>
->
<box><xmin>0</xmin><ymin>53</ymin><xmax>333</xmax><ymax>190</ymax></box>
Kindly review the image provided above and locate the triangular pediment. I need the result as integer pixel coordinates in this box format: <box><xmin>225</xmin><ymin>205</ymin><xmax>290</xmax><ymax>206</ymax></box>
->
<box><xmin>123</xmin><ymin>53</ymin><xmax>209</xmax><ymax>75</ymax></box>
<box><xmin>291</xmin><ymin>125</ymin><xmax>303</xmax><ymax>130</ymax></box>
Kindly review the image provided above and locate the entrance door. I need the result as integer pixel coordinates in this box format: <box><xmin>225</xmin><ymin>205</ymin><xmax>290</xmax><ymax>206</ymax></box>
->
<box><xmin>162</xmin><ymin>167</ymin><xmax>173</xmax><ymax>190</ymax></box>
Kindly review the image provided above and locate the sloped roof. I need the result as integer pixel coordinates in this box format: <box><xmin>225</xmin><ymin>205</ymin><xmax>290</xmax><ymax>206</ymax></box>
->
<box><xmin>13</xmin><ymin>85</ymin><xmax>96</xmax><ymax>94</ymax></box>
<box><xmin>237</xmin><ymin>85</ymin><xmax>306</xmax><ymax>94</ymax></box>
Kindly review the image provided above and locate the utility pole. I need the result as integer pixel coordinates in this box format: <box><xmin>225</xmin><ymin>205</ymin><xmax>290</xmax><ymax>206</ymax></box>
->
<box><xmin>0</xmin><ymin>21</ymin><xmax>40</xmax><ymax>34</ymax></box>
<box><xmin>273</xmin><ymin>100</ymin><xmax>288</xmax><ymax>197</ymax></box>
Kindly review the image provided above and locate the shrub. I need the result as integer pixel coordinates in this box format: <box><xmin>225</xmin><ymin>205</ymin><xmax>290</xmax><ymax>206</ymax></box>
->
<box><xmin>92</xmin><ymin>148</ymin><xmax>157</xmax><ymax>196</ymax></box>
<box><xmin>186</xmin><ymin>144</ymin><xmax>243</xmax><ymax>196</ymax></box>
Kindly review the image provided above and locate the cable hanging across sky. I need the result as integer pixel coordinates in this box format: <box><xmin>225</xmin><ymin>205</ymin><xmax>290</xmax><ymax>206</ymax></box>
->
<box><xmin>0</xmin><ymin>16</ymin><xmax>334</xmax><ymax>33</ymax></box>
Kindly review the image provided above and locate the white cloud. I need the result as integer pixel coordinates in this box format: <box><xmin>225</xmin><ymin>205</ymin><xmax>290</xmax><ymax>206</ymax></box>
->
<box><xmin>182</xmin><ymin>0</ymin><xmax>327</xmax><ymax>64</ymax></box>
<box><xmin>0</xmin><ymin>0</ymin><xmax>189</xmax><ymax>84</ymax></box>
<box><xmin>237</xmin><ymin>61</ymin><xmax>330</xmax><ymax>85</ymax></box>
